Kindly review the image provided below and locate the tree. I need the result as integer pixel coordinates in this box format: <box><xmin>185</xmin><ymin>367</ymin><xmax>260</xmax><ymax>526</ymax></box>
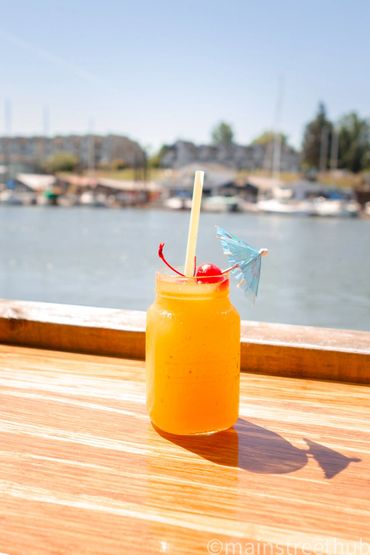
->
<box><xmin>44</xmin><ymin>152</ymin><xmax>79</xmax><ymax>173</ymax></box>
<box><xmin>211</xmin><ymin>122</ymin><xmax>234</xmax><ymax>146</ymax></box>
<box><xmin>252</xmin><ymin>130</ymin><xmax>287</xmax><ymax>146</ymax></box>
<box><xmin>337</xmin><ymin>112</ymin><xmax>370</xmax><ymax>173</ymax></box>
<box><xmin>302</xmin><ymin>103</ymin><xmax>333</xmax><ymax>170</ymax></box>
<box><xmin>148</xmin><ymin>145</ymin><xmax>168</xmax><ymax>168</ymax></box>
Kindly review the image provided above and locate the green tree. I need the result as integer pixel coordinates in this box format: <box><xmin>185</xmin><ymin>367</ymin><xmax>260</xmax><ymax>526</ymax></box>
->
<box><xmin>148</xmin><ymin>145</ymin><xmax>168</xmax><ymax>168</ymax></box>
<box><xmin>302</xmin><ymin>103</ymin><xmax>333</xmax><ymax>170</ymax></box>
<box><xmin>211</xmin><ymin>122</ymin><xmax>234</xmax><ymax>146</ymax></box>
<box><xmin>252</xmin><ymin>130</ymin><xmax>287</xmax><ymax>146</ymax></box>
<box><xmin>337</xmin><ymin>112</ymin><xmax>370</xmax><ymax>173</ymax></box>
<box><xmin>44</xmin><ymin>152</ymin><xmax>79</xmax><ymax>173</ymax></box>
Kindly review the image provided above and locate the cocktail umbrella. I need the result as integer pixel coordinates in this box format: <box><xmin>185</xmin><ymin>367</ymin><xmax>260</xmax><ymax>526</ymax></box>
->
<box><xmin>216</xmin><ymin>226</ymin><xmax>268</xmax><ymax>302</ymax></box>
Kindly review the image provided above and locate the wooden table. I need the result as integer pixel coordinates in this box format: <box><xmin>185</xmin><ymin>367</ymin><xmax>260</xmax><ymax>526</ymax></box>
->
<box><xmin>0</xmin><ymin>344</ymin><xmax>369</xmax><ymax>555</ymax></box>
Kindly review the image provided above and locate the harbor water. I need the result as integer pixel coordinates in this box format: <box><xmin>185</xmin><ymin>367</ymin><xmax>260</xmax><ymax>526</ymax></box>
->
<box><xmin>0</xmin><ymin>206</ymin><xmax>369</xmax><ymax>331</ymax></box>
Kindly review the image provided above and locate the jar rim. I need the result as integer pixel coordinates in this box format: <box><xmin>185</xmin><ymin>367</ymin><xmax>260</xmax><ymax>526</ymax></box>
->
<box><xmin>155</xmin><ymin>270</ymin><xmax>230</xmax><ymax>298</ymax></box>
<box><xmin>156</xmin><ymin>270</ymin><xmax>230</xmax><ymax>282</ymax></box>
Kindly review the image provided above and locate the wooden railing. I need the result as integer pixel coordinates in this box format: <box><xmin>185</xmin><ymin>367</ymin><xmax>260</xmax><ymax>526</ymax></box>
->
<box><xmin>0</xmin><ymin>299</ymin><xmax>369</xmax><ymax>384</ymax></box>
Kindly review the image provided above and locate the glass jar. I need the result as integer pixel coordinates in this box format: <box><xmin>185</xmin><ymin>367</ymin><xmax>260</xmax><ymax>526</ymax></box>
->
<box><xmin>146</xmin><ymin>272</ymin><xmax>240</xmax><ymax>435</ymax></box>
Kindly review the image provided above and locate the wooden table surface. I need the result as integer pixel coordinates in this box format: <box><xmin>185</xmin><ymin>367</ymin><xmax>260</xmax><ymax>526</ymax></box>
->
<box><xmin>0</xmin><ymin>344</ymin><xmax>369</xmax><ymax>555</ymax></box>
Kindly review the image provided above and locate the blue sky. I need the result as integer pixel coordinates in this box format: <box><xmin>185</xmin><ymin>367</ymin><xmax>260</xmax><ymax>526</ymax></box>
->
<box><xmin>0</xmin><ymin>0</ymin><xmax>369</xmax><ymax>150</ymax></box>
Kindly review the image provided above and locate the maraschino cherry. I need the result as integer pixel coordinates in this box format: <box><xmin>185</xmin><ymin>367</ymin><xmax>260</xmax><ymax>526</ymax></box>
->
<box><xmin>195</xmin><ymin>263</ymin><xmax>224</xmax><ymax>284</ymax></box>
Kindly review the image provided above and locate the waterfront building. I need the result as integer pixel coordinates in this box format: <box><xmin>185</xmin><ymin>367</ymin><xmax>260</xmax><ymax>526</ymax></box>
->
<box><xmin>160</xmin><ymin>140</ymin><xmax>300</xmax><ymax>172</ymax></box>
<box><xmin>159</xmin><ymin>163</ymin><xmax>237</xmax><ymax>196</ymax></box>
<box><xmin>0</xmin><ymin>134</ymin><xmax>145</xmax><ymax>171</ymax></box>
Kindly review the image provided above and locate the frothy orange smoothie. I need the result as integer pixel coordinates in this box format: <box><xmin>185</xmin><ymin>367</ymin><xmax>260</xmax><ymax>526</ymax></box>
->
<box><xmin>146</xmin><ymin>272</ymin><xmax>240</xmax><ymax>435</ymax></box>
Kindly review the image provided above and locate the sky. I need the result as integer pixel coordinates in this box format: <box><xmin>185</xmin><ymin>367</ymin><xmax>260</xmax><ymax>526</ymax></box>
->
<box><xmin>0</xmin><ymin>0</ymin><xmax>369</xmax><ymax>151</ymax></box>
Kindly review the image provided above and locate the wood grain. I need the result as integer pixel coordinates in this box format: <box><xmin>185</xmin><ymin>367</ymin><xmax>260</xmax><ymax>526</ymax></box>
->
<box><xmin>0</xmin><ymin>344</ymin><xmax>369</xmax><ymax>555</ymax></box>
<box><xmin>0</xmin><ymin>299</ymin><xmax>369</xmax><ymax>383</ymax></box>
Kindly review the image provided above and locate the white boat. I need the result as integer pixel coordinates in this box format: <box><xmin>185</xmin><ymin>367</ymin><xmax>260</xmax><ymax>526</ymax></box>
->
<box><xmin>257</xmin><ymin>198</ymin><xmax>312</xmax><ymax>216</ymax></box>
<box><xmin>239</xmin><ymin>200</ymin><xmax>261</xmax><ymax>213</ymax></box>
<box><xmin>0</xmin><ymin>190</ymin><xmax>23</xmax><ymax>205</ymax></box>
<box><xmin>80</xmin><ymin>191</ymin><xmax>107</xmax><ymax>207</ymax></box>
<box><xmin>310</xmin><ymin>198</ymin><xmax>360</xmax><ymax>217</ymax></box>
<box><xmin>163</xmin><ymin>196</ymin><xmax>191</xmax><ymax>210</ymax></box>
<box><xmin>258</xmin><ymin>181</ymin><xmax>360</xmax><ymax>218</ymax></box>
<box><xmin>202</xmin><ymin>196</ymin><xmax>240</xmax><ymax>213</ymax></box>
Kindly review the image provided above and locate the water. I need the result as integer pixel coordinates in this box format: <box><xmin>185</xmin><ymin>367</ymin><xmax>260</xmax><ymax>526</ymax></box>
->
<box><xmin>0</xmin><ymin>206</ymin><xmax>369</xmax><ymax>331</ymax></box>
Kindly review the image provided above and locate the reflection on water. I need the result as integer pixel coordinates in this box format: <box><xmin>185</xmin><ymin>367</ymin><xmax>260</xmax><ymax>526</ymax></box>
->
<box><xmin>0</xmin><ymin>206</ymin><xmax>369</xmax><ymax>330</ymax></box>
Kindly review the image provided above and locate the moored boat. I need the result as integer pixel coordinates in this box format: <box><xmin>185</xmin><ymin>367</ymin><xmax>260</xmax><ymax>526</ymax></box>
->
<box><xmin>80</xmin><ymin>191</ymin><xmax>108</xmax><ymax>207</ymax></box>
<box><xmin>202</xmin><ymin>195</ymin><xmax>240</xmax><ymax>213</ymax></box>
<box><xmin>257</xmin><ymin>198</ymin><xmax>312</xmax><ymax>216</ymax></box>
<box><xmin>310</xmin><ymin>197</ymin><xmax>360</xmax><ymax>217</ymax></box>
<box><xmin>163</xmin><ymin>196</ymin><xmax>191</xmax><ymax>210</ymax></box>
<box><xmin>0</xmin><ymin>190</ymin><xmax>23</xmax><ymax>205</ymax></box>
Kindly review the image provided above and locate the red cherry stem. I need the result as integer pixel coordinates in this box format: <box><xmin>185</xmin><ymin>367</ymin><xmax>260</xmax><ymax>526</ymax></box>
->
<box><xmin>158</xmin><ymin>243</ymin><xmax>185</xmax><ymax>276</ymax></box>
<box><xmin>159</xmin><ymin>242</ymin><xmax>238</xmax><ymax>278</ymax></box>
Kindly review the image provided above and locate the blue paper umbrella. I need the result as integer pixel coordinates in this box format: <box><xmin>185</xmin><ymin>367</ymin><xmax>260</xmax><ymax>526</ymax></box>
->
<box><xmin>216</xmin><ymin>226</ymin><xmax>268</xmax><ymax>302</ymax></box>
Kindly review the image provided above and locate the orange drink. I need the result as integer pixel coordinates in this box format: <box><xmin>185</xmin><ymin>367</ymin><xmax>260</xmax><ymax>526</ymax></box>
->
<box><xmin>146</xmin><ymin>272</ymin><xmax>240</xmax><ymax>435</ymax></box>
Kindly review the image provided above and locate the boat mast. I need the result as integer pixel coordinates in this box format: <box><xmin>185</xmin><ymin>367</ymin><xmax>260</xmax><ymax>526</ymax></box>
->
<box><xmin>319</xmin><ymin>126</ymin><xmax>329</xmax><ymax>173</ymax></box>
<box><xmin>42</xmin><ymin>105</ymin><xmax>50</xmax><ymax>165</ymax></box>
<box><xmin>330</xmin><ymin>128</ymin><xmax>339</xmax><ymax>171</ymax></box>
<box><xmin>272</xmin><ymin>77</ymin><xmax>284</xmax><ymax>180</ymax></box>
<box><xmin>4</xmin><ymin>98</ymin><xmax>12</xmax><ymax>184</ymax></box>
<box><xmin>87</xmin><ymin>117</ymin><xmax>95</xmax><ymax>176</ymax></box>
